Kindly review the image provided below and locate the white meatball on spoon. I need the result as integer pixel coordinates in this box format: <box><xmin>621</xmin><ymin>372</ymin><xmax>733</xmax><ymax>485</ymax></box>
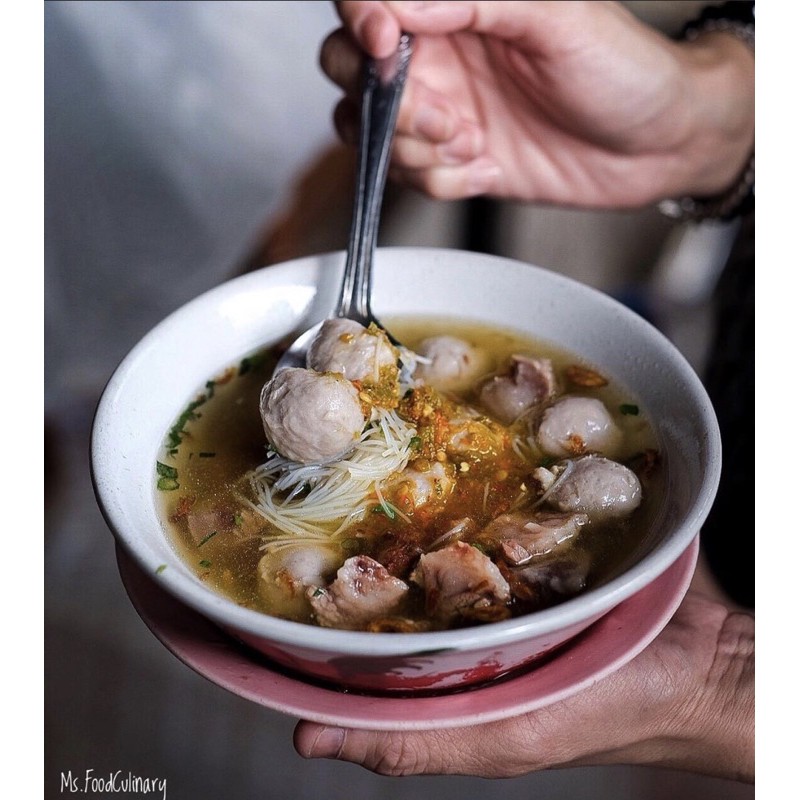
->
<box><xmin>273</xmin><ymin>34</ymin><xmax>413</xmax><ymax>373</ymax></box>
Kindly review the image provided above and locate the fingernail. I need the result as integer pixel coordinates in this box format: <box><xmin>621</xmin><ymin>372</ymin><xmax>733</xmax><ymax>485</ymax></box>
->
<box><xmin>466</xmin><ymin>158</ymin><xmax>501</xmax><ymax>196</ymax></box>
<box><xmin>309</xmin><ymin>726</ymin><xmax>345</xmax><ymax>758</ymax></box>
<box><xmin>360</xmin><ymin>10</ymin><xmax>396</xmax><ymax>59</ymax></box>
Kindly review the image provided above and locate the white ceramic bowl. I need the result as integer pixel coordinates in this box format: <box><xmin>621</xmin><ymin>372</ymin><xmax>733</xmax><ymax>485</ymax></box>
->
<box><xmin>92</xmin><ymin>247</ymin><xmax>721</xmax><ymax>693</ymax></box>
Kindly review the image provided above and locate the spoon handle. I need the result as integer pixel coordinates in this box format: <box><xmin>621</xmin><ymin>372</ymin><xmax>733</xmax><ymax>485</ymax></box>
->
<box><xmin>336</xmin><ymin>34</ymin><xmax>414</xmax><ymax>327</ymax></box>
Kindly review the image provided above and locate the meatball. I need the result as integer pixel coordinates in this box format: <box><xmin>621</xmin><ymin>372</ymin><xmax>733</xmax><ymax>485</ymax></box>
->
<box><xmin>536</xmin><ymin>396</ymin><xmax>622</xmax><ymax>457</ymax></box>
<box><xmin>260</xmin><ymin>367</ymin><xmax>365</xmax><ymax>464</ymax></box>
<box><xmin>307</xmin><ymin>318</ymin><xmax>397</xmax><ymax>383</ymax></box>
<box><xmin>545</xmin><ymin>455</ymin><xmax>642</xmax><ymax>519</ymax></box>
<box><xmin>415</xmin><ymin>335</ymin><xmax>490</xmax><ymax>392</ymax></box>
<box><xmin>478</xmin><ymin>355</ymin><xmax>556</xmax><ymax>424</ymax></box>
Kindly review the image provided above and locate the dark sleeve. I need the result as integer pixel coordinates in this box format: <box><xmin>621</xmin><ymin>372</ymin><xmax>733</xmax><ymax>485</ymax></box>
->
<box><xmin>699</xmin><ymin>210</ymin><xmax>754</xmax><ymax>608</ymax></box>
<box><xmin>677</xmin><ymin>1</ymin><xmax>754</xmax><ymax>606</ymax></box>
<box><xmin>681</xmin><ymin>1</ymin><xmax>754</xmax><ymax>33</ymax></box>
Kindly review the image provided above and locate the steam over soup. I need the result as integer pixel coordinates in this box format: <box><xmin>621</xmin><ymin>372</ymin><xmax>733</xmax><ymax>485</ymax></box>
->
<box><xmin>157</xmin><ymin>318</ymin><xmax>662</xmax><ymax>632</ymax></box>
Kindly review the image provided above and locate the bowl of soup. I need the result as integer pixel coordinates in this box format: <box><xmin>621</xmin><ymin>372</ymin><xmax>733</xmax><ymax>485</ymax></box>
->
<box><xmin>92</xmin><ymin>247</ymin><xmax>720</xmax><ymax>693</ymax></box>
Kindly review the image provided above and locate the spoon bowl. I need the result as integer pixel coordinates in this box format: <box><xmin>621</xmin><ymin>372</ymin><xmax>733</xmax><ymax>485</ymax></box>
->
<box><xmin>275</xmin><ymin>34</ymin><xmax>413</xmax><ymax>373</ymax></box>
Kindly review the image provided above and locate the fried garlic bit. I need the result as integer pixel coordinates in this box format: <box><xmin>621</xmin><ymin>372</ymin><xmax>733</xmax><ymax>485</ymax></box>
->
<box><xmin>564</xmin><ymin>364</ymin><xmax>608</xmax><ymax>388</ymax></box>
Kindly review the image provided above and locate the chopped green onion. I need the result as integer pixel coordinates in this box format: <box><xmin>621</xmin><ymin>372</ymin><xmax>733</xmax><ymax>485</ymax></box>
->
<box><xmin>409</xmin><ymin>435</ymin><xmax>422</xmax><ymax>449</ymax></box>
<box><xmin>166</xmin><ymin>396</ymin><xmax>208</xmax><ymax>450</ymax></box>
<box><xmin>233</xmin><ymin>512</ymin><xmax>244</xmax><ymax>527</ymax></box>
<box><xmin>155</xmin><ymin>564</ymin><xmax>167</xmax><ymax>575</ymax></box>
<box><xmin>620</xmin><ymin>403</ymin><xmax>640</xmax><ymax>416</ymax></box>
<box><xmin>197</xmin><ymin>531</ymin><xmax>218</xmax><ymax>547</ymax></box>
<box><xmin>239</xmin><ymin>352</ymin><xmax>266</xmax><ymax>375</ymax></box>
<box><xmin>156</xmin><ymin>461</ymin><xmax>178</xmax><ymax>478</ymax></box>
<box><xmin>372</xmin><ymin>502</ymin><xmax>396</xmax><ymax>520</ymax></box>
<box><xmin>199</xmin><ymin>559</ymin><xmax>212</xmax><ymax>569</ymax></box>
<box><xmin>156</xmin><ymin>462</ymin><xmax>179</xmax><ymax>490</ymax></box>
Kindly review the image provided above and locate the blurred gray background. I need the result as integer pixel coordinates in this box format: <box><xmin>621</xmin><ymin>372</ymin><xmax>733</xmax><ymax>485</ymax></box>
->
<box><xmin>45</xmin><ymin>2</ymin><xmax>752</xmax><ymax>798</ymax></box>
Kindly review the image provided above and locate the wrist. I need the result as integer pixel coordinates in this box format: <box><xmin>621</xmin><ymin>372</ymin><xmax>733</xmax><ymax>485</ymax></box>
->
<box><xmin>668</xmin><ymin>609</ymin><xmax>755</xmax><ymax>782</ymax></box>
<box><xmin>669</xmin><ymin>31</ymin><xmax>754</xmax><ymax>202</ymax></box>
<box><xmin>660</xmin><ymin>19</ymin><xmax>755</xmax><ymax>219</ymax></box>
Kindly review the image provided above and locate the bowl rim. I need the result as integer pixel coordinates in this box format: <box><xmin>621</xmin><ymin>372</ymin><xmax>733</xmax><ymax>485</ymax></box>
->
<box><xmin>92</xmin><ymin>246</ymin><xmax>721</xmax><ymax>656</ymax></box>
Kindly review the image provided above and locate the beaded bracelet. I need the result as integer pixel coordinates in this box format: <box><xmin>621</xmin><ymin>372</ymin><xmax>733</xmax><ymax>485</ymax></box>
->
<box><xmin>658</xmin><ymin>6</ymin><xmax>755</xmax><ymax>221</ymax></box>
<box><xmin>658</xmin><ymin>153</ymin><xmax>754</xmax><ymax>221</ymax></box>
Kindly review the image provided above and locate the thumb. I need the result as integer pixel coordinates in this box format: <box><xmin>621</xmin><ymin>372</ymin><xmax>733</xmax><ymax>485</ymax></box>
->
<box><xmin>383</xmin><ymin>1</ymin><xmax>567</xmax><ymax>45</ymax></box>
<box><xmin>293</xmin><ymin>722</ymin><xmax>448</xmax><ymax>776</ymax></box>
<box><xmin>336</xmin><ymin>1</ymin><xmax>560</xmax><ymax>59</ymax></box>
<box><xmin>293</xmin><ymin>720</ymin><xmax>522</xmax><ymax>777</ymax></box>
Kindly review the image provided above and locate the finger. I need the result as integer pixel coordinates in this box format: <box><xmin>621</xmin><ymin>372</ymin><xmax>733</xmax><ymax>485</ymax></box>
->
<box><xmin>332</xmin><ymin>97</ymin><xmax>359</xmax><ymax>146</ymax></box>
<box><xmin>336</xmin><ymin>118</ymin><xmax>484</xmax><ymax>178</ymax></box>
<box><xmin>391</xmin><ymin>123</ymin><xmax>485</xmax><ymax>169</ymax></box>
<box><xmin>294</xmin><ymin>721</ymin><xmax>515</xmax><ymax>777</ymax></box>
<box><xmin>294</xmin><ymin>724</ymin><xmax>434</xmax><ymax>776</ymax></box>
<box><xmin>320</xmin><ymin>28</ymin><xmax>364</xmax><ymax>96</ymax></box>
<box><xmin>331</xmin><ymin>60</ymin><xmax>467</xmax><ymax>144</ymax></box>
<box><xmin>338</xmin><ymin>1</ymin><xmax>584</xmax><ymax>60</ymax></box>
<box><xmin>382</xmin><ymin>1</ymin><xmax>589</xmax><ymax>54</ymax></box>
<box><xmin>391</xmin><ymin>156</ymin><xmax>503</xmax><ymax>200</ymax></box>
<box><xmin>334</xmin><ymin>1</ymin><xmax>403</xmax><ymax>58</ymax></box>
<box><xmin>393</xmin><ymin>76</ymin><xmax>463</xmax><ymax>143</ymax></box>
<box><xmin>333</xmin><ymin>0</ymin><xmax>551</xmax><ymax>58</ymax></box>
<box><xmin>334</xmin><ymin>75</ymin><xmax>470</xmax><ymax>148</ymax></box>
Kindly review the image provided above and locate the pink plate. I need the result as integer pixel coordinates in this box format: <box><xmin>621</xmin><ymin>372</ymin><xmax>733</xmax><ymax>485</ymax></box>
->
<box><xmin>118</xmin><ymin>537</ymin><xmax>698</xmax><ymax>731</ymax></box>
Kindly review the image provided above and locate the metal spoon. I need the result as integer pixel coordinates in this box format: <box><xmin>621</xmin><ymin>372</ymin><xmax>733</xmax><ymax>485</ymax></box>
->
<box><xmin>276</xmin><ymin>34</ymin><xmax>413</xmax><ymax>372</ymax></box>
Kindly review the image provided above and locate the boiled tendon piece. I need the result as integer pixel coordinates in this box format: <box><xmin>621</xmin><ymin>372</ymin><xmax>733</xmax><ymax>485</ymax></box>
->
<box><xmin>411</xmin><ymin>541</ymin><xmax>510</xmax><ymax>624</ymax></box>
<box><xmin>309</xmin><ymin>555</ymin><xmax>409</xmax><ymax>630</ymax></box>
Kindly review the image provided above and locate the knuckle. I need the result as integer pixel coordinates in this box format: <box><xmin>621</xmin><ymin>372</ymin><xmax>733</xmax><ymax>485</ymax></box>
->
<box><xmin>370</xmin><ymin>738</ymin><xmax>433</xmax><ymax>776</ymax></box>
